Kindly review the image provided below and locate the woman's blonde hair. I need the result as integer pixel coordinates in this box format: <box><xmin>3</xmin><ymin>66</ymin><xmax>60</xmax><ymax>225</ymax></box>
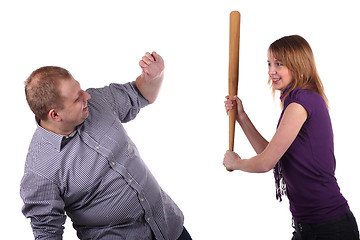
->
<box><xmin>268</xmin><ymin>35</ymin><xmax>328</xmax><ymax>109</ymax></box>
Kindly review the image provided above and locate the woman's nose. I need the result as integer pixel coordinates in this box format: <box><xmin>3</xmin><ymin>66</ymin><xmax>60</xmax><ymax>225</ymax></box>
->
<box><xmin>268</xmin><ymin>66</ymin><xmax>276</xmax><ymax>75</ymax></box>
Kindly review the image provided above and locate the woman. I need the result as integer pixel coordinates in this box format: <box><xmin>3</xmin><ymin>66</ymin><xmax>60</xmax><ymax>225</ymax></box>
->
<box><xmin>223</xmin><ymin>35</ymin><xmax>359</xmax><ymax>239</ymax></box>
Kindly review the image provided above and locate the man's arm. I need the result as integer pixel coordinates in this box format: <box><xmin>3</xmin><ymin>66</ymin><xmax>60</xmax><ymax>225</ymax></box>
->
<box><xmin>135</xmin><ymin>52</ymin><xmax>164</xmax><ymax>104</ymax></box>
<box><xmin>21</xmin><ymin>173</ymin><xmax>66</xmax><ymax>239</ymax></box>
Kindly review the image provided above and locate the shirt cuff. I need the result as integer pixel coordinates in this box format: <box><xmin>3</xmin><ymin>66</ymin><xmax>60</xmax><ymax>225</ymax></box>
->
<box><xmin>131</xmin><ymin>81</ymin><xmax>149</xmax><ymax>107</ymax></box>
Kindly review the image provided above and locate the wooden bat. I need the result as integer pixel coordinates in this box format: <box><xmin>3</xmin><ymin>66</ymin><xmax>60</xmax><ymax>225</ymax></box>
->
<box><xmin>227</xmin><ymin>11</ymin><xmax>240</xmax><ymax>171</ymax></box>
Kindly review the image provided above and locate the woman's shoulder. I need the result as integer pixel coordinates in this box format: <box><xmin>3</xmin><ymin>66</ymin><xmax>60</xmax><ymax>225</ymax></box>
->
<box><xmin>285</xmin><ymin>88</ymin><xmax>325</xmax><ymax>115</ymax></box>
<box><xmin>289</xmin><ymin>88</ymin><xmax>319</xmax><ymax>99</ymax></box>
<box><xmin>286</xmin><ymin>88</ymin><xmax>322</xmax><ymax>104</ymax></box>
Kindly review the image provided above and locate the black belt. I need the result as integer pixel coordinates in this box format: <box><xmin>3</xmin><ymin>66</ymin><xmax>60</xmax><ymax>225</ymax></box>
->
<box><xmin>292</xmin><ymin>211</ymin><xmax>353</xmax><ymax>232</ymax></box>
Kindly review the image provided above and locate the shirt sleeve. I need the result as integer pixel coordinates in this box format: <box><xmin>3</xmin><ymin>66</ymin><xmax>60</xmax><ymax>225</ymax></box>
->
<box><xmin>20</xmin><ymin>172</ymin><xmax>66</xmax><ymax>240</ymax></box>
<box><xmin>285</xmin><ymin>89</ymin><xmax>316</xmax><ymax>119</ymax></box>
<box><xmin>87</xmin><ymin>81</ymin><xmax>149</xmax><ymax>123</ymax></box>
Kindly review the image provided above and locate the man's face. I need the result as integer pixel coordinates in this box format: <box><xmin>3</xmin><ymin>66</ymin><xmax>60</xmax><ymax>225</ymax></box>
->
<box><xmin>57</xmin><ymin>77</ymin><xmax>91</xmax><ymax>129</ymax></box>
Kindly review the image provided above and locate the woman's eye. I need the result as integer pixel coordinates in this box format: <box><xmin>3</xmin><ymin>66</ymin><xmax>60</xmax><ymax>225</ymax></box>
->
<box><xmin>267</xmin><ymin>62</ymin><xmax>283</xmax><ymax>67</ymax></box>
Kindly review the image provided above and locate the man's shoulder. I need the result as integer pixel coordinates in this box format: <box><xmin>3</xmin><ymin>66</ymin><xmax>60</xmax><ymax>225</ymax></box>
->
<box><xmin>26</xmin><ymin>126</ymin><xmax>62</xmax><ymax>165</ymax></box>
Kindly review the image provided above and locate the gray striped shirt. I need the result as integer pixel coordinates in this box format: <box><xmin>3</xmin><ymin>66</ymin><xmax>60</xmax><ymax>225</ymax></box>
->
<box><xmin>20</xmin><ymin>82</ymin><xmax>184</xmax><ymax>239</ymax></box>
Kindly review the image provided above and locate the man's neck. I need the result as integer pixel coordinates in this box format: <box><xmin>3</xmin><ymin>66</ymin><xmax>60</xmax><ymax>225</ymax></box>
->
<box><xmin>40</xmin><ymin>119</ymin><xmax>75</xmax><ymax>136</ymax></box>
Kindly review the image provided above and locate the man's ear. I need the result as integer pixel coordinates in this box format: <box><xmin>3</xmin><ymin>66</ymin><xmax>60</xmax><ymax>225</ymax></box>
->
<box><xmin>48</xmin><ymin>109</ymin><xmax>61</xmax><ymax>122</ymax></box>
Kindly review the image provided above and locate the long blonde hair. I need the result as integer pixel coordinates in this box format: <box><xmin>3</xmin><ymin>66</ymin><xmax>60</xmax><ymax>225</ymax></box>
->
<box><xmin>268</xmin><ymin>35</ymin><xmax>328</xmax><ymax>109</ymax></box>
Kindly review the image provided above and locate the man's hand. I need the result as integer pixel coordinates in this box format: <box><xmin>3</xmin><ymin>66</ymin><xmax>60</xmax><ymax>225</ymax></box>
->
<box><xmin>139</xmin><ymin>52</ymin><xmax>164</xmax><ymax>81</ymax></box>
<box><xmin>136</xmin><ymin>52</ymin><xmax>164</xmax><ymax>104</ymax></box>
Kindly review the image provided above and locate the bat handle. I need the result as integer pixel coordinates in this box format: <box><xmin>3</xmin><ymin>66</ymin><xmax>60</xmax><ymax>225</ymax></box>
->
<box><xmin>227</xmin><ymin>95</ymin><xmax>237</xmax><ymax>172</ymax></box>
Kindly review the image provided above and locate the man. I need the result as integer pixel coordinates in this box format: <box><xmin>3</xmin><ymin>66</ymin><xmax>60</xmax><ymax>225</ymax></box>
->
<box><xmin>20</xmin><ymin>52</ymin><xmax>191</xmax><ymax>240</ymax></box>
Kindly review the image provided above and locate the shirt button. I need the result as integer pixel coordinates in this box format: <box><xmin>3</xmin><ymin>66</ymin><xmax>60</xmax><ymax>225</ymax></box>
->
<box><xmin>111</xmin><ymin>162</ymin><xmax>116</xmax><ymax>166</ymax></box>
<box><xmin>147</xmin><ymin>217</ymin><xmax>151</xmax><ymax>222</ymax></box>
<box><xmin>95</xmin><ymin>146</ymin><xmax>100</xmax><ymax>150</ymax></box>
<box><xmin>140</xmin><ymin>198</ymin><xmax>144</xmax><ymax>202</ymax></box>
<box><xmin>129</xmin><ymin>179</ymin><xmax>133</xmax><ymax>183</ymax></box>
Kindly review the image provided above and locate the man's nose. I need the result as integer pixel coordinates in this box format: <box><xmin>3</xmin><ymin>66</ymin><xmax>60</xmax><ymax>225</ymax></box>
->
<box><xmin>84</xmin><ymin>91</ymin><xmax>91</xmax><ymax>101</ymax></box>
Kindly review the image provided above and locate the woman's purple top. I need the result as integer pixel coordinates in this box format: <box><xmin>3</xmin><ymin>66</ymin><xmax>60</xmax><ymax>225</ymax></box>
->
<box><xmin>277</xmin><ymin>88</ymin><xmax>349</xmax><ymax>223</ymax></box>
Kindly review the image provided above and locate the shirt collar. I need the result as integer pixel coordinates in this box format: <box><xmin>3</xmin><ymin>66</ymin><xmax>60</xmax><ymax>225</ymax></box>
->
<box><xmin>280</xmin><ymin>84</ymin><xmax>293</xmax><ymax>102</ymax></box>
<box><xmin>35</xmin><ymin>118</ymin><xmax>78</xmax><ymax>151</ymax></box>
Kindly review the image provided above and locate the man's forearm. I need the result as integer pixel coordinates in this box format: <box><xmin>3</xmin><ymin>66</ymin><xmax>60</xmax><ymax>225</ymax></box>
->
<box><xmin>136</xmin><ymin>52</ymin><xmax>165</xmax><ymax>104</ymax></box>
<box><xmin>135</xmin><ymin>72</ymin><xmax>163</xmax><ymax>104</ymax></box>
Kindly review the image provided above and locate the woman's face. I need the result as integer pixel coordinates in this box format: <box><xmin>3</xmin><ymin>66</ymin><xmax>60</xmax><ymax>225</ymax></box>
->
<box><xmin>267</xmin><ymin>51</ymin><xmax>293</xmax><ymax>91</ymax></box>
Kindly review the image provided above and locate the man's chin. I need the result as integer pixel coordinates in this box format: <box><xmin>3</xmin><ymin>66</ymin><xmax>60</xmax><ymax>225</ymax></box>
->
<box><xmin>78</xmin><ymin>114</ymin><xmax>89</xmax><ymax>126</ymax></box>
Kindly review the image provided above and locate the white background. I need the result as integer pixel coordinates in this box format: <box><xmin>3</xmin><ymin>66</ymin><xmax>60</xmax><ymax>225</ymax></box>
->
<box><xmin>1</xmin><ymin>0</ymin><xmax>359</xmax><ymax>239</ymax></box>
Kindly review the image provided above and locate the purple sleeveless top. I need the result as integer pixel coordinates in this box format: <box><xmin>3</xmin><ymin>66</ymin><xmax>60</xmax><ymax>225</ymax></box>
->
<box><xmin>274</xmin><ymin>88</ymin><xmax>349</xmax><ymax>223</ymax></box>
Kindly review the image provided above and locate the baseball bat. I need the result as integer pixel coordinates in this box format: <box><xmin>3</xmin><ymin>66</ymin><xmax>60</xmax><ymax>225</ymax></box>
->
<box><xmin>227</xmin><ymin>11</ymin><xmax>240</xmax><ymax>171</ymax></box>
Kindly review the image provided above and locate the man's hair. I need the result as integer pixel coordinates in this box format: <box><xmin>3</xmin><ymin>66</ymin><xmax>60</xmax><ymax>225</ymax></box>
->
<box><xmin>25</xmin><ymin>66</ymin><xmax>72</xmax><ymax>120</ymax></box>
<box><xmin>268</xmin><ymin>35</ymin><xmax>329</xmax><ymax>109</ymax></box>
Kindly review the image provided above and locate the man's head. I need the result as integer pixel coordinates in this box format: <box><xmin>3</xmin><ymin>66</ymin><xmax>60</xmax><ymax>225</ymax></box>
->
<box><xmin>25</xmin><ymin>66</ymin><xmax>91</xmax><ymax>134</ymax></box>
<box><xmin>25</xmin><ymin>66</ymin><xmax>70</xmax><ymax>120</ymax></box>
